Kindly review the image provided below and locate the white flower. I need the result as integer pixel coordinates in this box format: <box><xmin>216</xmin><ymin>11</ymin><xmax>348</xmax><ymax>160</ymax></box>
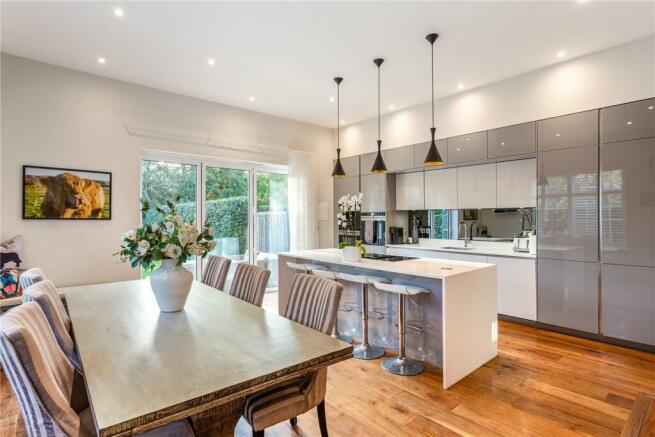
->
<box><xmin>164</xmin><ymin>244</ymin><xmax>182</xmax><ymax>259</ymax></box>
<box><xmin>150</xmin><ymin>223</ymin><xmax>159</xmax><ymax>232</ymax></box>
<box><xmin>123</xmin><ymin>229</ymin><xmax>137</xmax><ymax>241</ymax></box>
<box><xmin>208</xmin><ymin>240</ymin><xmax>217</xmax><ymax>251</ymax></box>
<box><xmin>137</xmin><ymin>240</ymin><xmax>150</xmax><ymax>256</ymax></box>
<box><xmin>175</xmin><ymin>215</ymin><xmax>184</xmax><ymax>225</ymax></box>
<box><xmin>164</xmin><ymin>221</ymin><xmax>175</xmax><ymax>234</ymax></box>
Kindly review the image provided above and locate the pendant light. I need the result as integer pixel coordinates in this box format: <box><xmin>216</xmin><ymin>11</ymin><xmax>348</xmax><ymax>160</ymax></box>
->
<box><xmin>371</xmin><ymin>58</ymin><xmax>387</xmax><ymax>174</ymax></box>
<box><xmin>423</xmin><ymin>33</ymin><xmax>444</xmax><ymax>166</ymax></box>
<box><xmin>331</xmin><ymin>77</ymin><xmax>346</xmax><ymax>178</ymax></box>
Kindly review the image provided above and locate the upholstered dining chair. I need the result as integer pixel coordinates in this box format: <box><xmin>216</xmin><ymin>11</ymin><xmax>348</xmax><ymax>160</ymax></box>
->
<box><xmin>18</xmin><ymin>267</ymin><xmax>47</xmax><ymax>290</ymax></box>
<box><xmin>22</xmin><ymin>280</ymin><xmax>81</xmax><ymax>372</ymax></box>
<box><xmin>0</xmin><ymin>302</ymin><xmax>195</xmax><ymax>437</ymax></box>
<box><xmin>243</xmin><ymin>273</ymin><xmax>343</xmax><ymax>437</ymax></box>
<box><xmin>228</xmin><ymin>263</ymin><xmax>271</xmax><ymax>307</ymax></box>
<box><xmin>201</xmin><ymin>255</ymin><xmax>232</xmax><ymax>291</ymax></box>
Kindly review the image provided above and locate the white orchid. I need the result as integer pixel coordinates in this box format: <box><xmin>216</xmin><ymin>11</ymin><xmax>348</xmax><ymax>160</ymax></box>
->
<box><xmin>123</xmin><ymin>229</ymin><xmax>137</xmax><ymax>241</ymax></box>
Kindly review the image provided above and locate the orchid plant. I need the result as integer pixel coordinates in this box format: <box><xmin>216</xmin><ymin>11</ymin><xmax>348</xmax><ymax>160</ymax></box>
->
<box><xmin>336</xmin><ymin>193</ymin><xmax>366</xmax><ymax>255</ymax></box>
<box><xmin>115</xmin><ymin>200</ymin><xmax>216</xmax><ymax>271</ymax></box>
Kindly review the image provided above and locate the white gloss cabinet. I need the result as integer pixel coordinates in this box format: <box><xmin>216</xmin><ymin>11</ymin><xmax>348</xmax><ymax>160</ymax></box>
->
<box><xmin>496</xmin><ymin>159</ymin><xmax>536</xmax><ymax>208</ymax></box>
<box><xmin>457</xmin><ymin>163</ymin><xmax>497</xmax><ymax>209</ymax></box>
<box><xmin>488</xmin><ymin>256</ymin><xmax>536</xmax><ymax>321</ymax></box>
<box><xmin>425</xmin><ymin>168</ymin><xmax>458</xmax><ymax>210</ymax></box>
<box><xmin>396</xmin><ymin>172</ymin><xmax>424</xmax><ymax>211</ymax></box>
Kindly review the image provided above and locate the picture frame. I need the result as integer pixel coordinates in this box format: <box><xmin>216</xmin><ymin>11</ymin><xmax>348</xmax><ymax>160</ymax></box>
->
<box><xmin>22</xmin><ymin>165</ymin><xmax>112</xmax><ymax>220</ymax></box>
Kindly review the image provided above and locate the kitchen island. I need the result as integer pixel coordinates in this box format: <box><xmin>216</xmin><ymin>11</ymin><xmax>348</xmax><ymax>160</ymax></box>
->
<box><xmin>278</xmin><ymin>248</ymin><xmax>498</xmax><ymax>388</ymax></box>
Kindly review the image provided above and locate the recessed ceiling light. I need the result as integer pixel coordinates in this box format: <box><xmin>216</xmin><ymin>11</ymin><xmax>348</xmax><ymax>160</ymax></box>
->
<box><xmin>97</xmin><ymin>57</ymin><xmax>107</xmax><ymax>64</ymax></box>
<box><xmin>648</xmin><ymin>106</ymin><xmax>654</xmax><ymax>110</ymax></box>
<box><xmin>249</xmin><ymin>96</ymin><xmax>255</xmax><ymax>102</ymax></box>
<box><xmin>556</xmin><ymin>133</ymin><xmax>561</xmax><ymax>137</ymax></box>
<box><xmin>626</xmin><ymin>121</ymin><xmax>633</xmax><ymax>125</ymax></box>
<box><xmin>207</xmin><ymin>58</ymin><xmax>215</xmax><ymax>66</ymax></box>
<box><xmin>557</xmin><ymin>50</ymin><xmax>566</xmax><ymax>58</ymax></box>
<box><xmin>389</xmin><ymin>104</ymin><xmax>395</xmax><ymax>110</ymax></box>
<box><xmin>329</xmin><ymin>96</ymin><xmax>335</xmax><ymax>102</ymax></box>
<box><xmin>501</xmin><ymin>142</ymin><xmax>505</xmax><ymax>146</ymax></box>
<box><xmin>457</xmin><ymin>83</ymin><xmax>464</xmax><ymax>90</ymax></box>
<box><xmin>456</xmin><ymin>147</ymin><xmax>461</xmax><ymax>151</ymax></box>
<box><xmin>113</xmin><ymin>8</ymin><xmax>124</xmax><ymax>17</ymax></box>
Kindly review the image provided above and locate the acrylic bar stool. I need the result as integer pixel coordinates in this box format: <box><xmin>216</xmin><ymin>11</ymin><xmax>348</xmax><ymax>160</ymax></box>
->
<box><xmin>285</xmin><ymin>261</ymin><xmax>327</xmax><ymax>275</ymax></box>
<box><xmin>372</xmin><ymin>282</ymin><xmax>430</xmax><ymax>376</ymax></box>
<box><xmin>337</xmin><ymin>272</ymin><xmax>389</xmax><ymax>360</ymax></box>
<box><xmin>310</xmin><ymin>269</ymin><xmax>354</xmax><ymax>344</ymax></box>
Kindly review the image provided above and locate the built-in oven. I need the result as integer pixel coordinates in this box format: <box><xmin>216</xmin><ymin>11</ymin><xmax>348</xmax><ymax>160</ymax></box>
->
<box><xmin>360</xmin><ymin>214</ymin><xmax>385</xmax><ymax>246</ymax></box>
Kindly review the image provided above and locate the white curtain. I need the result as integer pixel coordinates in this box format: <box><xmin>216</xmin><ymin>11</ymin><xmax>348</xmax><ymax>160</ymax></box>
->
<box><xmin>288</xmin><ymin>150</ymin><xmax>319</xmax><ymax>251</ymax></box>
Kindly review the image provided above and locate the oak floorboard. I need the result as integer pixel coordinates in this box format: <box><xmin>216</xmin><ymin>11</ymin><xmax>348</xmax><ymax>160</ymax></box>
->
<box><xmin>2</xmin><ymin>299</ymin><xmax>655</xmax><ymax>437</ymax></box>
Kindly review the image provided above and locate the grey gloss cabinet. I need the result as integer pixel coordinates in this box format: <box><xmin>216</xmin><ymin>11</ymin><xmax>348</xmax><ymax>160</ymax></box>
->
<box><xmin>447</xmin><ymin>131</ymin><xmax>487</xmax><ymax>163</ymax></box>
<box><xmin>602</xmin><ymin>98</ymin><xmax>655</xmax><ymax>144</ymax></box>
<box><xmin>537</xmin><ymin>259</ymin><xmax>599</xmax><ymax>334</ymax></box>
<box><xmin>601</xmin><ymin>264</ymin><xmax>655</xmax><ymax>346</ymax></box>
<box><xmin>538</xmin><ymin>110</ymin><xmax>598</xmax><ymax>151</ymax></box>
<box><xmin>360</xmin><ymin>146</ymin><xmax>413</xmax><ymax>175</ymax></box>
<box><xmin>601</xmin><ymin>138</ymin><xmax>655</xmax><ymax>267</ymax></box>
<box><xmin>488</xmin><ymin>122</ymin><xmax>536</xmax><ymax>158</ymax></box>
<box><xmin>360</xmin><ymin>173</ymin><xmax>393</xmax><ymax>213</ymax></box>
<box><xmin>332</xmin><ymin>155</ymin><xmax>360</xmax><ymax>177</ymax></box>
<box><xmin>537</xmin><ymin>144</ymin><xmax>598</xmax><ymax>262</ymax></box>
<box><xmin>414</xmin><ymin>140</ymin><xmax>448</xmax><ymax>168</ymax></box>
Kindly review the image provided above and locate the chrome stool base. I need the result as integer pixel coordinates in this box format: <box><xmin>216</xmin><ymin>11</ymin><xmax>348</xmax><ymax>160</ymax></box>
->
<box><xmin>382</xmin><ymin>356</ymin><xmax>424</xmax><ymax>376</ymax></box>
<box><xmin>353</xmin><ymin>344</ymin><xmax>385</xmax><ymax>360</ymax></box>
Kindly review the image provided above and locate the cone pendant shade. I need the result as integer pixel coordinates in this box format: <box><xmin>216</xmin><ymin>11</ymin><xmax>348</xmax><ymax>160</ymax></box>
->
<box><xmin>371</xmin><ymin>58</ymin><xmax>387</xmax><ymax>174</ymax></box>
<box><xmin>332</xmin><ymin>76</ymin><xmax>346</xmax><ymax>178</ymax></box>
<box><xmin>424</xmin><ymin>33</ymin><xmax>444</xmax><ymax>166</ymax></box>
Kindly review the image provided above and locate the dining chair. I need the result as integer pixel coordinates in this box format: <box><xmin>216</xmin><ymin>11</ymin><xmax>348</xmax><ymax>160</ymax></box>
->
<box><xmin>22</xmin><ymin>280</ymin><xmax>81</xmax><ymax>372</ymax></box>
<box><xmin>228</xmin><ymin>263</ymin><xmax>271</xmax><ymax>307</ymax></box>
<box><xmin>18</xmin><ymin>267</ymin><xmax>47</xmax><ymax>290</ymax></box>
<box><xmin>243</xmin><ymin>273</ymin><xmax>343</xmax><ymax>437</ymax></box>
<box><xmin>201</xmin><ymin>255</ymin><xmax>232</xmax><ymax>291</ymax></box>
<box><xmin>0</xmin><ymin>302</ymin><xmax>195</xmax><ymax>436</ymax></box>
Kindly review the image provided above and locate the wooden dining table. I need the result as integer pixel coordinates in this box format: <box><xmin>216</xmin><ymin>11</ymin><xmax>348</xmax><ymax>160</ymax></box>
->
<box><xmin>62</xmin><ymin>279</ymin><xmax>353</xmax><ymax>436</ymax></box>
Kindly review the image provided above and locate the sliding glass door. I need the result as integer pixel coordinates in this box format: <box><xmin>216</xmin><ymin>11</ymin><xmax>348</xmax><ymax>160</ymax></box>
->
<box><xmin>141</xmin><ymin>154</ymin><xmax>289</xmax><ymax>290</ymax></box>
<box><xmin>203</xmin><ymin>166</ymin><xmax>250</xmax><ymax>289</ymax></box>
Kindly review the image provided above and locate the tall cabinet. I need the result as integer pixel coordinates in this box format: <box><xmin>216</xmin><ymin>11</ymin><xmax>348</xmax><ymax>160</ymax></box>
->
<box><xmin>536</xmin><ymin>110</ymin><xmax>600</xmax><ymax>334</ymax></box>
<box><xmin>599</xmin><ymin>98</ymin><xmax>655</xmax><ymax>346</ymax></box>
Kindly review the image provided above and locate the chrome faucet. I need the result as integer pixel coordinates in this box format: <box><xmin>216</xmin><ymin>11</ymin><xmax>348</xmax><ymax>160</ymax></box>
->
<box><xmin>459</xmin><ymin>222</ymin><xmax>473</xmax><ymax>248</ymax></box>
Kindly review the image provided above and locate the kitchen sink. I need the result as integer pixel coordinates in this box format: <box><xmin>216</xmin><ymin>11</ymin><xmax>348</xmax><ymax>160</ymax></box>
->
<box><xmin>440</xmin><ymin>246</ymin><xmax>475</xmax><ymax>250</ymax></box>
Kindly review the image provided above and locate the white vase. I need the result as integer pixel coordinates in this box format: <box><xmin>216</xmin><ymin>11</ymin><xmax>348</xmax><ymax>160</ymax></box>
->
<box><xmin>149</xmin><ymin>259</ymin><xmax>193</xmax><ymax>312</ymax></box>
<box><xmin>341</xmin><ymin>246</ymin><xmax>362</xmax><ymax>262</ymax></box>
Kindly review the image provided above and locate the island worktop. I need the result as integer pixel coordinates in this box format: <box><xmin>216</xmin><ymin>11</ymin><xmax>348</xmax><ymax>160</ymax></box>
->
<box><xmin>278</xmin><ymin>248</ymin><xmax>499</xmax><ymax>389</ymax></box>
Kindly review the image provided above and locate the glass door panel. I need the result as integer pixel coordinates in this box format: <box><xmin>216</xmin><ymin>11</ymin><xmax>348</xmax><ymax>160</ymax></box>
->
<box><xmin>255</xmin><ymin>172</ymin><xmax>289</xmax><ymax>290</ymax></box>
<box><xmin>140</xmin><ymin>160</ymin><xmax>198</xmax><ymax>278</ymax></box>
<box><xmin>204</xmin><ymin>166</ymin><xmax>250</xmax><ymax>290</ymax></box>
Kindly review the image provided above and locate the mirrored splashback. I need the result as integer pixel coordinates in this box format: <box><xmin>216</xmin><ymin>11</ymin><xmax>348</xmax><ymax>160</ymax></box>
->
<box><xmin>406</xmin><ymin>208</ymin><xmax>536</xmax><ymax>241</ymax></box>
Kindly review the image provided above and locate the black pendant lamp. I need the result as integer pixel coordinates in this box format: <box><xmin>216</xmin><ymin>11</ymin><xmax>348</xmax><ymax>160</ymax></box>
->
<box><xmin>424</xmin><ymin>33</ymin><xmax>444</xmax><ymax>166</ymax></box>
<box><xmin>371</xmin><ymin>58</ymin><xmax>387</xmax><ymax>174</ymax></box>
<box><xmin>331</xmin><ymin>77</ymin><xmax>346</xmax><ymax>178</ymax></box>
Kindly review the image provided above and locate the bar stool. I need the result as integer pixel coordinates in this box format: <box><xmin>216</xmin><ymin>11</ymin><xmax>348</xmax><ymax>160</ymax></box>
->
<box><xmin>372</xmin><ymin>282</ymin><xmax>430</xmax><ymax>375</ymax></box>
<box><xmin>337</xmin><ymin>272</ymin><xmax>389</xmax><ymax>360</ymax></box>
<box><xmin>286</xmin><ymin>261</ymin><xmax>327</xmax><ymax>275</ymax></box>
<box><xmin>310</xmin><ymin>269</ymin><xmax>354</xmax><ymax>344</ymax></box>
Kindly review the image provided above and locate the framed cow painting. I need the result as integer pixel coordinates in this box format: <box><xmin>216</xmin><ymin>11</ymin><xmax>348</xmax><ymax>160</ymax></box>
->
<box><xmin>22</xmin><ymin>165</ymin><xmax>112</xmax><ymax>220</ymax></box>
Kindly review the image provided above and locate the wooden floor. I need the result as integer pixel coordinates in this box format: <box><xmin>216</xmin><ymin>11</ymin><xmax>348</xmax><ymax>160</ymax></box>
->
<box><xmin>2</xmin><ymin>293</ymin><xmax>655</xmax><ymax>436</ymax></box>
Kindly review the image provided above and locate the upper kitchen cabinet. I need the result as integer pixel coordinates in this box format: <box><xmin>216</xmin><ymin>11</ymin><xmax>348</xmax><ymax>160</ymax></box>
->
<box><xmin>497</xmin><ymin>159</ymin><xmax>536</xmax><ymax>208</ymax></box>
<box><xmin>457</xmin><ymin>163</ymin><xmax>496</xmax><ymax>209</ymax></box>
<box><xmin>332</xmin><ymin>155</ymin><xmax>360</xmax><ymax>177</ymax></box>
<box><xmin>601</xmin><ymin>137</ymin><xmax>655</xmax><ymax>267</ymax></box>
<box><xmin>447</xmin><ymin>131</ymin><xmax>487</xmax><ymax>164</ymax></box>
<box><xmin>538</xmin><ymin>110</ymin><xmax>598</xmax><ymax>151</ymax></box>
<box><xmin>360</xmin><ymin>147</ymin><xmax>413</xmax><ymax>175</ymax></box>
<box><xmin>396</xmin><ymin>171</ymin><xmax>424</xmax><ymax>211</ymax></box>
<box><xmin>602</xmin><ymin>98</ymin><xmax>655</xmax><ymax>144</ymax></box>
<box><xmin>537</xmin><ymin>145</ymin><xmax>598</xmax><ymax>262</ymax></box>
<box><xmin>425</xmin><ymin>167</ymin><xmax>458</xmax><ymax>210</ymax></box>
<box><xmin>414</xmin><ymin>140</ymin><xmax>448</xmax><ymax>168</ymax></box>
<box><xmin>488</xmin><ymin>122</ymin><xmax>536</xmax><ymax>158</ymax></box>
<box><xmin>361</xmin><ymin>173</ymin><xmax>395</xmax><ymax>213</ymax></box>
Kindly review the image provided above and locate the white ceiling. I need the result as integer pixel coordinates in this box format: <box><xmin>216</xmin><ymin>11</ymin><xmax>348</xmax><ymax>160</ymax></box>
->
<box><xmin>2</xmin><ymin>1</ymin><xmax>654</xmax><ymax>128</ymax></box>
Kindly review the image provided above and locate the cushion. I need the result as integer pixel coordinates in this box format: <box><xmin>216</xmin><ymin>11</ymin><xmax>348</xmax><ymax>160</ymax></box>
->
<box><xmin>1</xmin><ymin>235</ymin><xmax>24</xmax><ymax>270</ymax></box>
<box><xmin>0</xmin><ymin>269</ymin><xmax>22</xmax><ymax>300</ymax></box>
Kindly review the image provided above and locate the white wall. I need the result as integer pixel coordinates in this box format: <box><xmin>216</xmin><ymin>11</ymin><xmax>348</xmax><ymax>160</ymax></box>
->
<box><xmin>0</xmin><ymin>54</ymin><xmax>335</xmax><ymax>286</ymax></box>
<box><xmin>340</xmin><ymin>35</ymin><xmax>655</xmax><ymax>157</ymax></box>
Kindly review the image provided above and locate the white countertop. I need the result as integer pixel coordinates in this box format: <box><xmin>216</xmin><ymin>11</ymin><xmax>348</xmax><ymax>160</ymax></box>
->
<box><xmin>386</xmin><ymin>242</ymin><xmax>536</xmax><ymax>259</ymax></box>
<box><xmin>280</xmin><ymin>248</ymin><xmax>494</xmax><ymax>279</ymax></box>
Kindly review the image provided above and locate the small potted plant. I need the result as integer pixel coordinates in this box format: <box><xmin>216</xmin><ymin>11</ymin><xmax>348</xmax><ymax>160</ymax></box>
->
<box><xmin>337</xmin><ymin>193</ymin><xmax>366</xmax><ymax>262</ymax></box>
<box><xmin>116</xmin><ymin>200</ymin><xmax>216</xmax><ymax>312</ymax></box>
